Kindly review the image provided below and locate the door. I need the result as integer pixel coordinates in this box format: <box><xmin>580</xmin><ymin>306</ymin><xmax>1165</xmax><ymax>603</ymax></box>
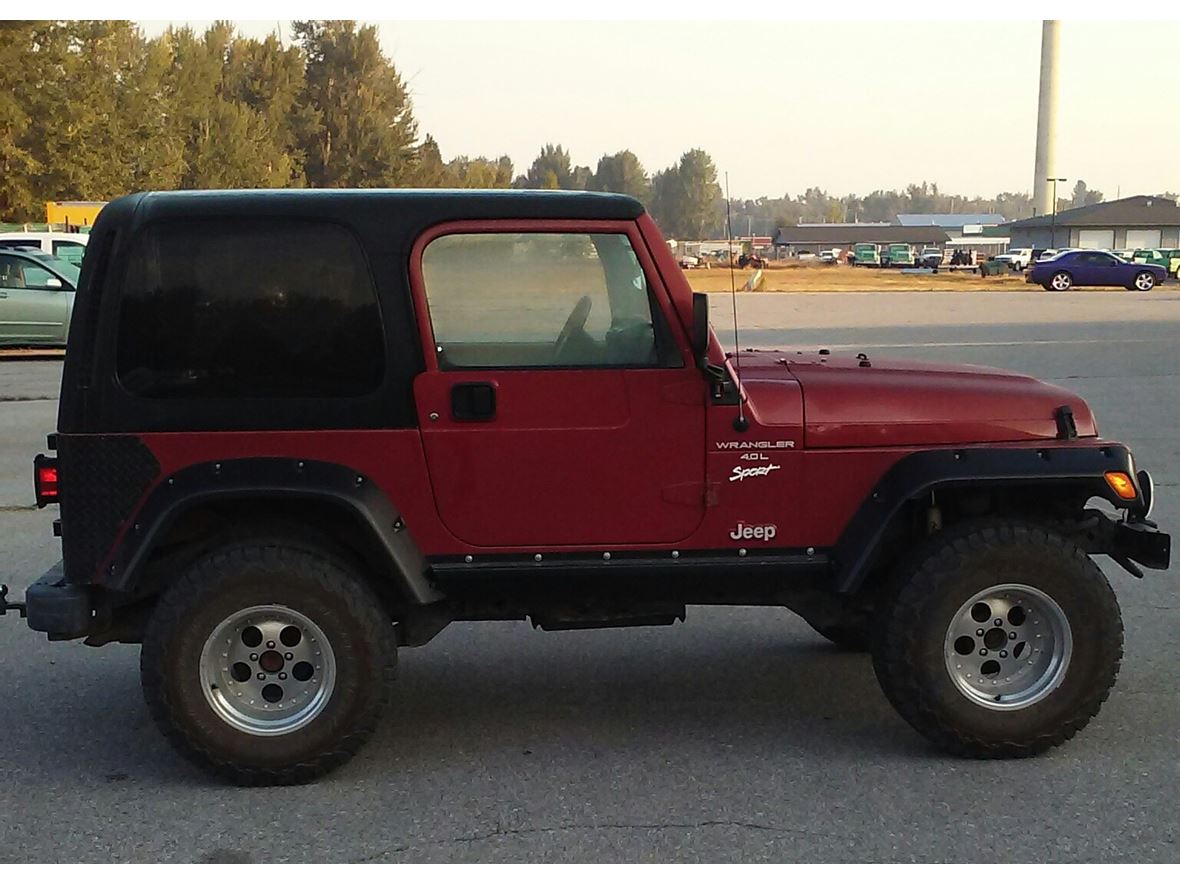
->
<box><xmin>1077</xmin><ymin>229</ymin><xmax>1114</xmax><ymax>250</ymax></box>
<box><xmin>0</xmin><ymin>255</ymin><xmax>70</xmax><ymax>344</ymax></box>
<box><xmin>411</xmin><ymin>222</ymin><xmax>707</xmax><ymax>549</ymax></box>
<box><xmin>1069</xmin><ymin>252</ymin><xmax>1115</xmax><ymax>285</ymax></box>
<box><xmin>1125</xmin><ymin>229</ymin><xmax>1161</xmax><ymax>250</ymax></box>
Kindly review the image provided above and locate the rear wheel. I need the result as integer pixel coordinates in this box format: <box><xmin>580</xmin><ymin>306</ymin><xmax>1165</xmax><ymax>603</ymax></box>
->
<box><xmin>872</xmin><ymin>519</ymin><xmax>1122</xmax><ymax>757</ymax></box>
<box><xmin>141</xmin><ymin>539</ymin><xmax>397</xmax><ymax>785</ymax></box>
<box><xmin>1049</xmin><ymin>271</ymin><xmax>1073</xmax><ymax>291</ymax></box>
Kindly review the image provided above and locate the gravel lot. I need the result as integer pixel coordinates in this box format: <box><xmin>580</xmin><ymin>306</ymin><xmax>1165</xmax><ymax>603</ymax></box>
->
<box><xmin>0</xmin><ymin>290</ymin><xmax>1177</xmax><ymax>862</ymax></box>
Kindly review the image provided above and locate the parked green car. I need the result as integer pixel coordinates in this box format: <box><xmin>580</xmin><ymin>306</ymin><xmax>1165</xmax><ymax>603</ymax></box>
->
<box><xmin>0</xmin><ymin>247</ymin><xmax>80</xmax><ymax>346</ymax></box>
<box><xmin>1134</xmin><ymin>248</ymin><xmax>1180</xmax><ymax>277</ymax></box>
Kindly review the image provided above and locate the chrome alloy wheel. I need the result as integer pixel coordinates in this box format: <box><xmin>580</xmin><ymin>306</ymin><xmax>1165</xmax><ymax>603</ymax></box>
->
<box><xmin>1134</xmin><ymin>271</ymin><xmax>1156</xmax><ymax>291</ymax></box>
<box><xmin>944</xmin><ymin>584</ymin><xmax>1073</xmax><ymax>711</ymax></box>
<box><xmin>1050</xmin><ymin>272</ymin><xmax>1072</xmax><ymax>291</ymax></box>
<box><xmin>199</xmin><ymin>604</ymin><xmax>337</xmax><ymax>736</ymax></box>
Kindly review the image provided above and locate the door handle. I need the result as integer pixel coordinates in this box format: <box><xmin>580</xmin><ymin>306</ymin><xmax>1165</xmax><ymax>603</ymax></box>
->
<box><xmin>451</xmin><ymin>382</ymin><xmax>496</xmax><ymax>422</ymax></box>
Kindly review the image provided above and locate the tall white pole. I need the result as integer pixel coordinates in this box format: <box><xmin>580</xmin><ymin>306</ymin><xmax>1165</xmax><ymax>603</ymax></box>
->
<box><xmin>1032</xmin><ymin>20</ymin><xmax>1060</xmax><ymax>216</ymax></box>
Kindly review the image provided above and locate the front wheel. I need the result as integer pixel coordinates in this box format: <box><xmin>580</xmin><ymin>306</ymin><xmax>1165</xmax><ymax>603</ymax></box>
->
<box><xmin>141</xmin><ymin>539</ymin><xmax>397</xmax><ymax>785</ymax></box>
<box><xmin>1132</xmin><ymin>271</ymin><xmax>1156</xmax><ymax>291</ymax></box>
<box><xmin>1049</xmin><ymin>271</ymin><xmax>1073</xmax><ymax>291</ymax></box>
<box><xmin>872</xmin><ymin>519</ymin><xmax>1122</xmax><ymax>757</ymax></box>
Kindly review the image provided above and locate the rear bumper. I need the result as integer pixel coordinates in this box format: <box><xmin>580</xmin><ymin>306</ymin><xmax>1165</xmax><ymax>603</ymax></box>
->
<box><xmin>13</xmin><ymin>562</ymin><xmax>96</xmax><ymax>639</ymax></box>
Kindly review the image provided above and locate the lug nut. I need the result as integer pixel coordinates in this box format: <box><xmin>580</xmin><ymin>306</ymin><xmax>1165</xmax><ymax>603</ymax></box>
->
<box><xmin>285</xmin><ymin>652</ymin><xmax>293</xmax><ymax>660</ymax></box>
<box><xmin>999</xmin><ymin>651</ymin><xmax>1008</xmax><ymax>658</ymax></box>
<box><xmin>1009</xmin><ymin>632</ymin><xmax>1017</xmax><ymax>640</ymax></box>
<box><xmin>266</xmin><ymin>641</ymin><xmax>275</xmax><ymax>649</ymax></box>
<box><xmin>994</xmin><ymin>619</ymin><xmax>1003</xmax><ymax>626</ymax></box>
<box><xmin>256</xmin><ymin>673</ymin><xmax>266</xmax><ymax>680</ymax></box>
<box><xmin>979</xmin><ymin>649</ymin><xmax>988</xmax><ymax>656</ymax></box>
<box><xmin>976</xmin><ymin>629</ymin><xmax>984</xmax><ymax>636</ymax></box>
<box><xmin>249</xmin><ymin>653</ymin><xmax>258</xmax><ymax>661</ymax></box>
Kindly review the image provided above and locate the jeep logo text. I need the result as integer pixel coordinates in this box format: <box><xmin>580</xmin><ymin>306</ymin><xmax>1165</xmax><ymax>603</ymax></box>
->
<box><xmin>729</xmin><ymin>522</ymin><xmax>777</xmax><ymax>541</ymax></box>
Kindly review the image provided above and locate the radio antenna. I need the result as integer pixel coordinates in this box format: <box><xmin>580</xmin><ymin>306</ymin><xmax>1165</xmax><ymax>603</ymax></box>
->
<box><xmin>725</xmin><ymin>173</ymin><xmax>748</xmax><ymax>431</ymax></box>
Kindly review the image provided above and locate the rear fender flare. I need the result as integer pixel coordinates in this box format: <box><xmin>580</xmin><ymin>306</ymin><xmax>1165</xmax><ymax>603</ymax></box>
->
<box><xmin>104</xmin><ymin>458</ymin><xmax>441</xmax><ymax>606</ymax></box>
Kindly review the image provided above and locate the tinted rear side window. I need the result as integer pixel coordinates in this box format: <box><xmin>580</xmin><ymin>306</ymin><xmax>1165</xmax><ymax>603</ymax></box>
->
<box><xmin>117</xmin><ymin>220</ymin><xmax>383</xmax><ymax>398</ymax></box>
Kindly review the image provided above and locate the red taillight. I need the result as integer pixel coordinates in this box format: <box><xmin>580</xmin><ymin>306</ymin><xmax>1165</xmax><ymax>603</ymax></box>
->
<box><xmin>34</xmin><ymin>455</ymin><xmax>59</xmax><ymax>507</ymax></box>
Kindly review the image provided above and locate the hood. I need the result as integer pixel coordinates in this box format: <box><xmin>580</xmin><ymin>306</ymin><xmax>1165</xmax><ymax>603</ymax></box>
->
<box><xmin>733</xmin><ymin>350</ymin><xmax>1096</xmax><ymax>448</ymax></box>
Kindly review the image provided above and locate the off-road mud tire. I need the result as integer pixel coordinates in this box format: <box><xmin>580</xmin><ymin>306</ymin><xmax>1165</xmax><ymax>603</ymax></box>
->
<box><xmin>872</xmin><ymin>519</ymin><xmax>1122</xmax><ymax>758</ymax></box>
<box><xmin>141</xmin><ymin>539</ymin><xmax>397</xmax><ymax>785</ymax></box>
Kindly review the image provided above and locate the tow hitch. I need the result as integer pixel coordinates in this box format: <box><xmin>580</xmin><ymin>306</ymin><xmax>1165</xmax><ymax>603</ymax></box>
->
<box><xmin>0</xmin><ymin>584</ymin><xmax>27</xmax><ymax>619</ymax></box>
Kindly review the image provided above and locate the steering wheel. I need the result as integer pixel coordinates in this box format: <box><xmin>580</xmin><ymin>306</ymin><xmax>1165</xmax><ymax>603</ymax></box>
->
<box><xmin>553</xmin><ymin>295</ymin><xmax>593</xmax><ymax>362</ymax></box>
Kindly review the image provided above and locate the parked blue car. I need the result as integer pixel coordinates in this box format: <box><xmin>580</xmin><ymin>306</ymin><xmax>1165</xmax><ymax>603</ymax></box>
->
<box><xmin>1027</xmin><ymin>249</ymin><xmax>1168</xmax><ymax>291</ymax></box>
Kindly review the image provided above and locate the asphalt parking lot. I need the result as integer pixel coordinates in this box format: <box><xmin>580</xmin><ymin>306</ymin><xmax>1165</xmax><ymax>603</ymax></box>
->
<box><xmin>0</xmin><ymin>289</ymin><xmax>1177</xmax><ymax>862</ymax></box>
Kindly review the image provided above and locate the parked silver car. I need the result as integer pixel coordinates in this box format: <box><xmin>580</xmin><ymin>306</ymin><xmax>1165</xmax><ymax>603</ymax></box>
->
<box><xmin>0</xmin><ymin>247</ymin><xmax>80</xmax><ymax>346</ymax></box>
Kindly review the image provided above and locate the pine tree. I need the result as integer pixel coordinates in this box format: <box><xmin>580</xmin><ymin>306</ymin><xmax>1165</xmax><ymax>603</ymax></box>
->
<box><xmin>293</xmin><ymin>20</ymin><xmax>418</xmax><ymax>187</ymax></box>
<box><xmin>588</xmin><ymin>150</ymin><xmax>650</xmax><ymax>203</ymax></box>
<box><xmin>522</xmin><ymin>144</ymin><xmax>573</xmax><ymax>189</ymax></box>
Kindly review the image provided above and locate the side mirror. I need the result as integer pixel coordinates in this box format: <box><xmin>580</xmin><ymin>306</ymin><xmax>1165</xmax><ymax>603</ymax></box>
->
<box><xmin>692</xmin><ymin>291</ymin><xmax>710</xmax><ymax>367</ymax></box>
<box><xmin>43</xmin><ymin>277</ymin><xmax>63</xmax><ymax>290</ymax></box>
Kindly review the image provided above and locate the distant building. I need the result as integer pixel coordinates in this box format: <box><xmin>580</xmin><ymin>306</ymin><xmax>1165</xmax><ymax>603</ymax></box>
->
<box><xmin>897</xmin><ymin>213</ymin><xmax>1007</xmax><ymax>235</ymax></box>
<box><xmin>1007</xmin><ymin>195</ymin><xmax>1180</xmax><ymax>250</ymax></box>
<box><xmin>774</xmin><ymin>223</ymin><xmax>949</xmax><ymax>255</ymax></box>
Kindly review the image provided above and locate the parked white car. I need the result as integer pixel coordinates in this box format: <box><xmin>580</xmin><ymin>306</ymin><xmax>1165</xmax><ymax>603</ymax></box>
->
<box><xmin>994</xmin><ymin>248</ymin><xmax>1034</xmax><ymax>270</ymax></box>
<box><xmin>0</xmin><ymin>232</ymin><xmax>89</xmax><ymax>267</ymax></box>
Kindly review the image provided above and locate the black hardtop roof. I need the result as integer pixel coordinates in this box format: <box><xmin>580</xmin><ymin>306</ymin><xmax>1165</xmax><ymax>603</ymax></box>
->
<box><xmin>114</xmin><ymin>188</ymin><xmax>646</xmax><ymax>224</ymax></box>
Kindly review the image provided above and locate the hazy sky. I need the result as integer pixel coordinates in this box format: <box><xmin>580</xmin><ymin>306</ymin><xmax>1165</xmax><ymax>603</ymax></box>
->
<box><xmin>143</xmin><ymin>20</ymin><xmax>1180</xmax><ymax>200</ymax></box>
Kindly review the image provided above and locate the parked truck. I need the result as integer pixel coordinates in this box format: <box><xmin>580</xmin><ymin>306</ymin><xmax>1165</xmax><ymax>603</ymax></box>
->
<box><xmin>852</xmin><ymin>242</ymin><xmax>880</xmax><ymax>267</ymax></box>
<box><xmin>882</xmin><ymin>243</ymin><xmax>916</xmax><ymax>268</ymax></box>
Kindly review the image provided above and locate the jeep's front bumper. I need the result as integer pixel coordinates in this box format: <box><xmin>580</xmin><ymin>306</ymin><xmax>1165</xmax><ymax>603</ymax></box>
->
<box><xmin>1086</xmin><ymin>511</ymin><xmax>1171</xmax><ymax>576</ymax></box>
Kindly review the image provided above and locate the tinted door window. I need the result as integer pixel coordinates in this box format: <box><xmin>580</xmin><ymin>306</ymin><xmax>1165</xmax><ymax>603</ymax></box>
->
<box><xmin>420</xmin><ymin>232</ymin><xmax>663</xmax><ymax>368</ymax></box>
<box><xmin>117</xmin><ymin>220</ymin><xmax>383</xmax><ymax>398</ymax></box>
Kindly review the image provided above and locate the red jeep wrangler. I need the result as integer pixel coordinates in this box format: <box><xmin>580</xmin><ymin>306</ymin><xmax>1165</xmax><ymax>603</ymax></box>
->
<box><xmin>1</xmin><ymin>190</ymin><xmax>1169</xmax><ymax>784</ymax></box>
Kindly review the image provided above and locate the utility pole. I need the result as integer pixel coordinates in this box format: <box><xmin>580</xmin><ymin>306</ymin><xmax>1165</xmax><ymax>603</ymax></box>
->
<box><xmin>1048</xmin><ymin>177</ymin><xmax>1067</xmax><ymax>248</ymax></box>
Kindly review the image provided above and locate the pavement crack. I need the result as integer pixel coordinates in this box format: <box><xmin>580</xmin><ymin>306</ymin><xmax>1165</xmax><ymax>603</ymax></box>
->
<box><xmin>356</xmin><ymin>819</ymin><xmax>836</xmax><ymax>861</ymax></box>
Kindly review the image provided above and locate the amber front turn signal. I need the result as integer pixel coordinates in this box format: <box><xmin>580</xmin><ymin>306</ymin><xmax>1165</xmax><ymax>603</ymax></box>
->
<box><xmin>1104</xmin><ymin>471</ymin><xmax>1137</xmax><ymax>501</ymax></box>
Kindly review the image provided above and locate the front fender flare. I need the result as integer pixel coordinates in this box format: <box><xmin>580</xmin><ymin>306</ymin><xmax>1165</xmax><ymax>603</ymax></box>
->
<box><xmin>831</xmin><ymin>443</ymin><xmax>1143</xmax><ymax>595</ymax></box>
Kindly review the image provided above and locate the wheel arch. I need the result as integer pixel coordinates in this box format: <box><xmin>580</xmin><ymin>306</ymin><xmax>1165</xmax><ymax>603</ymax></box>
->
<box><xmin>105</xmin><ymin>458</ymin><xmax>442</xmax><ymax>610</ymax></box>
<box><xmin>831</xmin><ymin>444</ymin><xmax>1144</xmax><ymax>597</ymax></box>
